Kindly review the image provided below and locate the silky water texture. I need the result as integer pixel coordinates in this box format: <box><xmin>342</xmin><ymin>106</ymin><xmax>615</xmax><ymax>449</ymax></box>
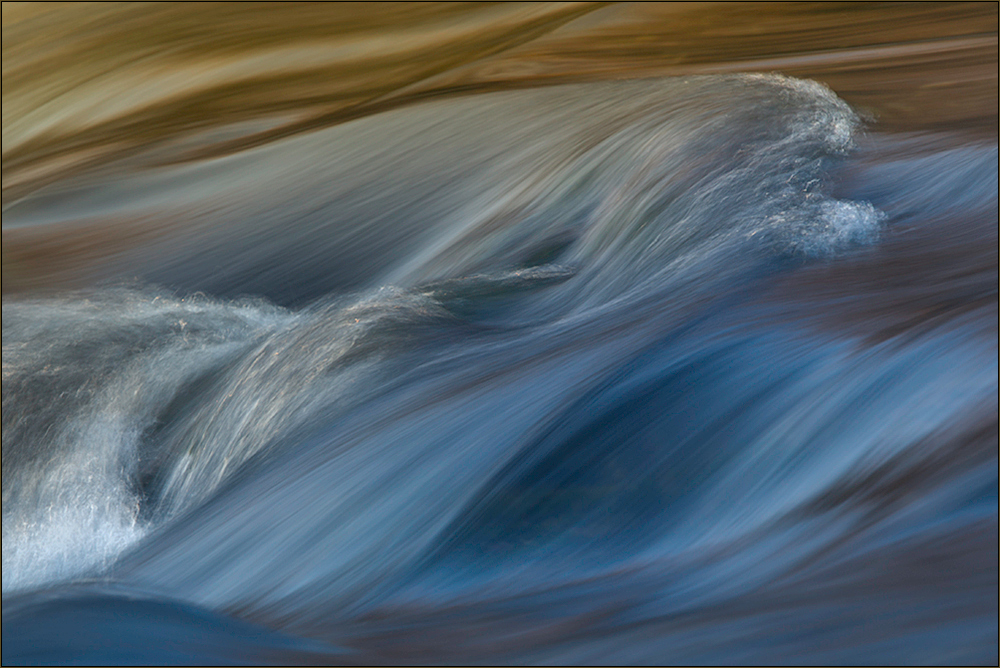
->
<box><xmin>2</xmin><ymin>3</ymin><xmax>997</xmax><ymax>665</ymax></box>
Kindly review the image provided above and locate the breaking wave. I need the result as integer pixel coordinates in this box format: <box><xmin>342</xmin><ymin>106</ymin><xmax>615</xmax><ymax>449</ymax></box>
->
<box><xmin>3</xmin><ymin>74</ymin><xmax>996</xmax><ymax>664</ymax></box>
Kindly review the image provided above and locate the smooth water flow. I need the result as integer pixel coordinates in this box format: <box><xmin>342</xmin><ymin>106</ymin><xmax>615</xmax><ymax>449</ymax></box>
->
<box><xmin>2</xmin><ymin>7</ymin><xmax>997</xmax><ymax>663</ymax></box>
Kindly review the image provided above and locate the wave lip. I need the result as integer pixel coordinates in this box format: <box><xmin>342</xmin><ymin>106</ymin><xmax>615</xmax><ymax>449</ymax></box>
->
<box><xmin>2</xmin><ymin>73</ymin><xmax>996</xmax><ymax>665</ymax></box>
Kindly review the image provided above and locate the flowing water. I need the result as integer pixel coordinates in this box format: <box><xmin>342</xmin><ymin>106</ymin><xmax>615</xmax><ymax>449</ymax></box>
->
<box><xmin>2</xmin><ymin>3</ymin><xmax>997</xmax><ymax>665</ymax></box>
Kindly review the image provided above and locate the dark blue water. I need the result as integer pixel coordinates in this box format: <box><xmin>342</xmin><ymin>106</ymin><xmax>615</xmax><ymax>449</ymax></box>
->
<box><xmin>3</xmin><ymin>75</ymin><xmax>997</xmax><ymax>664</ymax></box>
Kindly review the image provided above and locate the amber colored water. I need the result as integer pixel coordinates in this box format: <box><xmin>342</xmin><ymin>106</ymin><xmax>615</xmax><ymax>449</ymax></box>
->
<box><xmin>2</xmin><ymin>3</ymin><xmax>997</xmax><ymax>665</ymax></box>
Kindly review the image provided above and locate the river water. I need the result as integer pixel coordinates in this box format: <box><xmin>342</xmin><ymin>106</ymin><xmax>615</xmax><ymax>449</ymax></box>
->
<box><xmin>2</xmin><ymin>3</ymin><xmax>997</xmax><ymax>664</ymax></box>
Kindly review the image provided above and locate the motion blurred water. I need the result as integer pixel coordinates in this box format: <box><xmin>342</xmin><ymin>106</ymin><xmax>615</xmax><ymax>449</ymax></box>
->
<box><xmin>2</xmin><ymin>3</ymin><xmax>997</xmax><ymax>665</ymax></box>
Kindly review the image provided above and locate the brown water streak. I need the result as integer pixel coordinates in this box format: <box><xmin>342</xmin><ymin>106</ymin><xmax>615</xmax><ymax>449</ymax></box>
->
<box><xmin>2</xmin><ymin>2</ymin><xmax>997</xmax><ymax>297</ymax></box>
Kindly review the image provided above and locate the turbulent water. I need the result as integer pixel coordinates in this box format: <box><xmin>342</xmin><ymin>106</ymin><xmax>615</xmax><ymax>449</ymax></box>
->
<box><xmin>2</xmin><ymin>5</ymin><xmax>998</xmax><ymax>665</ymax></box>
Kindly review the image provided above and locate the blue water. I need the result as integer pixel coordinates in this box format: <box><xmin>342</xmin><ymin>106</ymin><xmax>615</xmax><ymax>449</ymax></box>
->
<box><xmin>2</xmin><ymin>75</ymin><xmax>997</xmax><ymax>664</ymax></box>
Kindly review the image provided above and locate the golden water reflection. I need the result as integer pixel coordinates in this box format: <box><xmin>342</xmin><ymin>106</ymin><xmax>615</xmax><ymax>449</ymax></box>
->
<box><xmin>2</xmin><ymin>1</ymin><xmax>997</xmax><ymax>294</ymax></box>
<box><xmin>3</xmin><ymin>2</ymin><xmax>996</xmax><ymax>200</ymax></box>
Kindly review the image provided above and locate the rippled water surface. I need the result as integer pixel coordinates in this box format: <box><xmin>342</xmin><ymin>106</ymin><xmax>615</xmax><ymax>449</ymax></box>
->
<box><xmin>2</xmin><ymin>3</ymin><xmax>997</xmax><ymax>665</ymax></box>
